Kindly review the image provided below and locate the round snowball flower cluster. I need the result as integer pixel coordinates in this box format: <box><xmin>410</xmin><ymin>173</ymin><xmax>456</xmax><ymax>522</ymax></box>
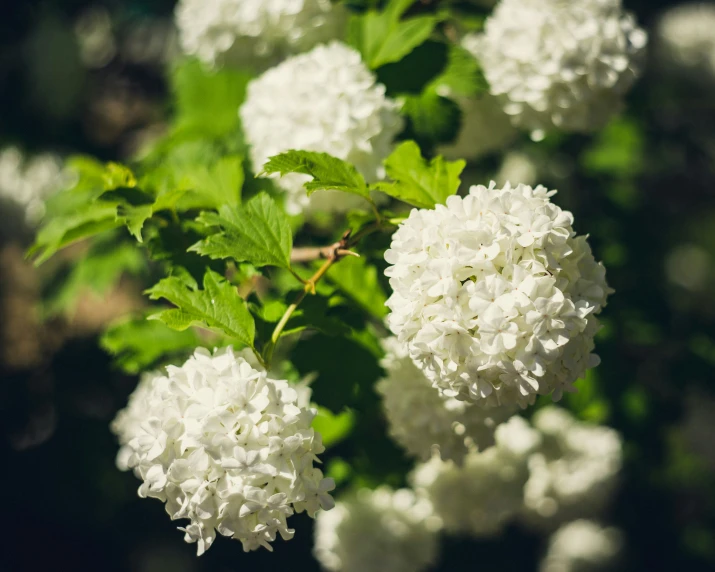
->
<box><xmin>540</xmin><ymin>520</ymin><xmax>623</xmax><ymax>572</ymax></box>
<box><xmin>240</xmin><ymin>42</ymin><xmax>403</xmax><ymax>215</ymax></box>
<box><xmin>384</xmin><ymin>181</ymin><xmax>611</xmax><ymax>409</ymax></box>
<box><xmin>313</xmin><ymin>487</ymin><xmax>441</xmax><ymax>572</ymax></box>
<box><xmin>521</xmin><ymin>406</ymin><xmax>623</xmax><ymax>529</ymax></box>
<box><xmin>111</xmin><ymin>347</ymin><xmax>334</xmax><ymax>555</ymax></box>
<box><xmin>655</xmin><ymin>3</ymin><xmax>715</xmax><ymax>83</ymax></box>
<box><xmin>376</xmin><ymin>337</ymin><xmax>517</xmax><ymax>463</ymax></box>
<box><xmin>471</xmin><ymin>0</ymin><xmax>647</xmax><ymax>136</ymax></box>
<box><xmin>410</xmin><ymin>416</ymin><xmax>541</xmax><ymax>537</ymax></box>
<box><xmin>0</xmin><ymin>147</ymin><xmax>64</xmax><ymax>225</ymax></box>
<box><xmin>175</xmin><ymin>0</ymin><xmax>344</xmax><ymax>68</ymax></box>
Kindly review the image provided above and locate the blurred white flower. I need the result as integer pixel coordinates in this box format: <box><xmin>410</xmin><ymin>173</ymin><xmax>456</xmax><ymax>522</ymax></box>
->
<box><xmin>314</xmin><ymin>487</ymin><xmax>441</xmax><ymax>572</ymax></box>
<box><xmin>540</xmin><ymin>520</ymin><xmax>623</xmax><ymax>572</ymax></box>
<box><xmin>411</xmin><ymin>416</ymin><xmax>541</xmax><ymax>537</ymax></box>
<box><xmin>495</xmin><ymin>152</ymin><xmax>539</xmax><ymax>187</ymax></box>
<box><xmin>74</xmin><ymin>7</ymin><xmax>116</xmax><ymax>69</ymax></box>
<box><xmin>385</xmin><ymin>182</ymin><xmax>611</xmax><ymax>408</ymax></box>
<box><xmin>436</xmin><ymin>94</ymin><xmax>517</xmax><ymax>161</ymax></box>
<box><xmin>240</xmin><ymin>42</ymin><xmax>403</xmax><ymax>215</ymax></box>
<box><xmin>655</xmin><ymin>3</ymin><xmax>715</xmax><ymax>82</ymax></box>
<box><xmin>377</xmin><ymin>337</ymin><xmax>517</xmax><ymax>463</ymax></box>
<box><xmin>175</xmin><ymin>0</ymin><xmax>345</xmax><ymax>68</ymax></box>
<box><xmin>521</xmin><ymin>407</ymin><xmax>623</xmax><ymax>530</ymax></box>
<box><xmin>111</xmin><ymin>346</ymin><xmax>334</xmax><ymax>555</ymax></box>
<box><xmin>665</xmin><ymin>243</ymin><xmax>711</xmax><ymax>292</ymax></box>
<box><xmin>470</xmin><ymin>0</ymin><xmax>647</xmax><ymax>136</ymax></box>
<box><xmin>0</xmin><ymin>147</ymin><xmax>64</xmax><ymax>225</ymax></box>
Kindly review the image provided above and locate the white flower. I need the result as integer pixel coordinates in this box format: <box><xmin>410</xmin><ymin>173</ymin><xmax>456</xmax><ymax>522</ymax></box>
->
<box><xmin>0</xmin><ymin>147</ymin><xmax>64</xmax><ymax>225</ymax></box>
<box><xmin>521</xmin><ymin>407</ymin><xmax>623</xmax><ymax>530</ymax></box>
<box><xmin>175</xmin><ymin>0</ymin><xmax>345</xmax><ymax>68</ymax></box>
<box><xmin>495</xmin><ymin>152</ymin><xmax>539</xmax><ymax>188</ymax></box>
<box><xmin>385</xmin><ymin>182</ymin><xmax>611</xmax><ymax>408</ymax></box>
<box><xmin>655</xmin><ymin>3</ymin><xmax>715</xmax><ymax>83</ymax></box>
<box><xmin>410</xmin><ymin>416</ymin><xmax>541</xmax><ymax>537</ymax></box>
<box><xmin>376</xmin><ymin>337</ymin><xmax>517</xmax><ymax>463</ymax></box>
<box><xmin>470</xmin><ymin>0</ymin><xmax>647</xmax><ymax>135</ymax></box>
<box><xmin>240</xmin><ymin>42</ymin><xmax>403</xmax><ymax>215</ymax></box>
<box><xmin>111</xmin><ymin>346</ymin><xmax>334</xmax><ymax>555</ymax></box>
<box><xmin>313</xmin><ymin>487</ymin><xmax>441</xmax><ymax>572</ymax></box>
<box><xmin>435</xmin><ymin>94</ymin><xmax>517</xmax><ymax>161</ymax></box>
<box><xmin>540</xmin><ymin>520</ymin><xmax>623</xmax><ymax>572</ymax></box>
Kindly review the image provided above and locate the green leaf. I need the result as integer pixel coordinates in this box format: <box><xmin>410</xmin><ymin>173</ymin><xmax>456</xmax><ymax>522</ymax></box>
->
<box><xmin>427</xmin><ymin>43</ymin><xmax>488</xmax><ymax>99</ymax></box>
<box><xmin>348</xmin><ymin>0</ymin><xmax>439</xmax><ymax>69</ymax></box>
<box><xmin>30</xmin><ymin>203</ymin><xmax>122</xmax><ymax>264</ymax></box>
<box><xmin>312</xmin><ymin>407</ymin><xmax>355</xmax><ymax>448</ymax></box>
<box><xmin>372</xmin><ymin>140</ymin><xmax>465</xmax><ymax>208</ymax></box>
<box><xmin>100</xmin><ymin>316</ymin><xmax>200</xmax><ymax>374</ymax></box>
<box><xmin>147</xmin><ymin>270</ymin><xmax>256</xmax><ymax>349</ymax></box>
<box><xmin>401</xmin><ymin>91</ymin><xmax>462</xmax><ymax>146</ymax></box>
<box><xmin>192</xmin><ymin>192</ymin><xmax>293</xmax><ymax>270</ymax></box>
<box><xmin>376</xmin><ymin>40</ymin><xmax>449</xmax><ymax>96</ymax></box>
<box><xmin>292</xmin><ymin>334</ymin><xmax>383</xmax><ymax>413</ymax></box>
<box><xmin>283</xmin><ymin>294</ymin><xmax>352</xmax><ymax>338</ymax></box>
<box><xmin>327</xmin><ymin>256</ymin><xmax>388</xmax><ymax>319</ymax></box>
<box><xmin>171</xmin><ymin>59</ymin><xmax>252</xmax><ymax>136</ymax></box>
<box><xmin>176</xmin><ymin>155</ymin><xmax>244</xmax><ymax>210</ymax></box>
<box><xmin>262</xmin><ymin>150</ymin><xmax>370</xmax><ymax>202</ymax></box>
<box><xmin>43</xmin><ymin>234</ymin><xmax>146</xmax><ymax>316</ymax></box>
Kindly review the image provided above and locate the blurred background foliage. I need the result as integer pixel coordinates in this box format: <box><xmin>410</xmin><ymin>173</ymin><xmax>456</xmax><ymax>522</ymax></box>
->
<box><xmin>1</xmin><ymin>0</ymin><xmax>715</xmax><ymax>571</ymax></box>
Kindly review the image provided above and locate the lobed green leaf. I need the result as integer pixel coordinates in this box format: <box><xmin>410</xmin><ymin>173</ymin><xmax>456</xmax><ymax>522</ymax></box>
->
<box><xmin>191</xmin><ymin>192</ymin><xmax>293</xmax><ymax>270</ymax></box>
<box><xmin>147</xmin><ymin>270</ymin><xmax>256</xmax><ymax>349</ymax></box>
<box><xmin>262</xmin><ymin>150</ymin><xmax>370</xmax><ymax>202</ymax></box>
<box><xmin>372</xmin><ymin>140</ymin><xmax>465</xmax><ymax>209</ymax></box>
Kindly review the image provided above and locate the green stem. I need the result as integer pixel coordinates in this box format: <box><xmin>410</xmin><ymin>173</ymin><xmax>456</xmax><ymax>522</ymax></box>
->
<box><xmin>262</xmin><ymin>217</ymin><xmax>399</xmax><ymax>365</ymax></box>
<box><xmin>264</xmin><ymin>257</ymin><xmax>335</xmax><ymax>365</ymax></box>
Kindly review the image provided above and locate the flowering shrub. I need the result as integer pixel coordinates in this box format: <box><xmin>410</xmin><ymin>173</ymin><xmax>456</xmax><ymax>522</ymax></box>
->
<box><xmin>28</xmin><ymin>0</ymin><xmax>645</xmax><ymax>565</ymax></box>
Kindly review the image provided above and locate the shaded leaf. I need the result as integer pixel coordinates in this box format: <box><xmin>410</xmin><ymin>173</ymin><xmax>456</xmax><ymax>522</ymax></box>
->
<box><xmin>313</xmin><ymin>407</ymin><xmax>355</xmax><ymax>448</ymax></box>
<box><xmin>401</xmin><ymin>91</ymin><xmax>462</xmax><ymax>147</ymax></box>
<box><xmin>43</xmin><ymin>234</ymin><xmax>146</xmax><ymax>316</ymax></box>
<box><xmin>100</xmin><ymin>316</ymin><xmax>200</xmax><ymax>374</ymax></box>
<box><xmin>427</xmin><ymin>43</ymin><xmax>488</xmax><ymax>99</ymax></box>
<box><xmin>327</xmin><ymin>256</ymin><xmax>388</xmax><ymax>319</ymax></box>
<box><xmin>291</xmin><ymin>334</ymin><xmax>383</xmax><ymax>413</ymax></box>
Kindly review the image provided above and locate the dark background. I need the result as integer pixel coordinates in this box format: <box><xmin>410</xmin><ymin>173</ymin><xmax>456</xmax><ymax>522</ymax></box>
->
<box><xmin>2</xmin><ymin>1</ymin><xmax>715</xmax><ymax>570</ymax></box>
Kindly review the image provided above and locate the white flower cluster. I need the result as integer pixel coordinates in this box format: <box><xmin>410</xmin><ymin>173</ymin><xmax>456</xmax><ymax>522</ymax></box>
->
<box><xmin>240</xmin><ymin>42</ymin><xmax>403</xmax><ymax>215</ymax></box>
<box><xmin>410</xmin><ymin>416</ymin><xmax>542</xmax><ymax>537</ymax></box>
<box><xmin>111</xmin><ymin>347</ymin><xmax>334</xmax><ymax>555</ymax></box>
<box><xmin>385</xmin><ymin>182</ymin><xmax>610</xmax><ymax>409</ymax></box>
<box><xmin>471</xmin><ymin>0</ymin><xmax>647</xmax><ymax>135</ymax></box>
<box><xmin>540</xmin><ymin>520</ymin><xmax>623</xmax><ymax>572</ymax></box>
<box><xmin>522</xmin><ymin>407</ymin><xmax>623</xmax><ymax>529</ymax></box>
<box><xmin>313</xmin><ymin>487</ymin><xmax>441</xmax><ymax>572</ymax></box>
<box><xmin>175</xmin><ymin>0</ymin><xmax>344</xmax><ymax>68</ymax></box>
<box><xmin>411</xmin><ymin>408</ymin><xmax>623</xmax><ymax>538</ymax></box>
<box><xmin>0</xmin><ymin>147</ymin><xmax>64</xmax><ymax>225</ymax></box>
<box><xmin>656</xmin><ymin>3</ymin><xmax>715</xmax><ymax>83</ymax></box>
<box><xmin>376</xmin><ymin>337</ymin><xmax>517</xmax><ymax>463</ymax></box>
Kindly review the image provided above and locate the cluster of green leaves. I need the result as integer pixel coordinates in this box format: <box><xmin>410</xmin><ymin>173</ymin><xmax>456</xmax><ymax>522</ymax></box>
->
<box><xmin>31</xmin><ymin>0</ymin><xmax>478</xmax><ymax>463</ymax></box>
